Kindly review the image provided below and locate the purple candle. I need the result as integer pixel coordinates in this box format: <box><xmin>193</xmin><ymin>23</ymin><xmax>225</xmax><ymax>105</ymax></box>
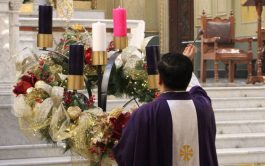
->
<box><xmin>146</xmin><ymin>45</ymin><xmax>160</xmax><ymax>75</ymax></box>
<box><xmin>69</xmin><ymin>45</ymin><xmax>84</xmax><ymax>75</ymax></box>
<box><xmin>38</xmin><ymin>5</ymin><xmax>53</xmax><ymax>34</ymax></box>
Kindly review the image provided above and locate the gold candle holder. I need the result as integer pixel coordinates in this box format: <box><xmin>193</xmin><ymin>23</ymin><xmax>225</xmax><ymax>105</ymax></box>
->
<box><xmin>37</xmin><ymin>34</ymin><xmax>53</xmax><ymax>48</ymax></box>
<box><xmin>114</xmin><ymin>36</ymin><xmax>128</xmax><ymax>50</ymax></box>
<box><xmin>148</xmin><ymin>74</ymin><xmax>159</xmax><ymax>89</ymax></box>
<box><xmin>92</xmin><ymin>51</ymin><xmax>107</xmax><ymax>65</ymax></box>
<box><xmin>67</xmin><ymin>75</ymin><xmax>84</xmax><ymax>90</ymax></box>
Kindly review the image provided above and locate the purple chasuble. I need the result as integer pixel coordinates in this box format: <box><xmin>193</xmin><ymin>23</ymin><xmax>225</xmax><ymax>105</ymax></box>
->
<box><xmin>113</xmin><ymin>81</ymin><xmax>218</xmax><ymax>166</ymax></box>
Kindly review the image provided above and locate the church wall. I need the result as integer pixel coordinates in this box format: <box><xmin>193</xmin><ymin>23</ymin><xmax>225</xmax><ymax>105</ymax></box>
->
<box><xmin>97</xmin><ymin>0</ymin><xmax>159</xmax><ymax>35</ymax></box>
<box><xmin>194</xmin><ymin>0</ymin><xmax>264</xmax><ymax>38</ymax></box>
<box><xmin>232</xmin><ymin>0</ymin><xmax>265</xmax><ymax>37</ymax></box>
<box><xmin>193</xmin><ymin>0</ymin><xmax>261</xmax><ymax>78</ymax></box>
<box><xmin>194</xmin><ymin>0</ymin><xmax>232</xmax><ymax>37</ymax></box>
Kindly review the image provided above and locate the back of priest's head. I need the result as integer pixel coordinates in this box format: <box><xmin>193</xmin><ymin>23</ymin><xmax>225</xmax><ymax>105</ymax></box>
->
<box><xmin>158</xmin><ymin>52</ymin><xmax>193</xmax><ymax>91</ymax></box>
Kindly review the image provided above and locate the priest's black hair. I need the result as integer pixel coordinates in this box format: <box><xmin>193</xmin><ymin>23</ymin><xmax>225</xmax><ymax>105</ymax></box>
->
<box><xmin>158</xmin><ymin>53</ymin><xmax>193</xmax><ymax>90</ymax></box>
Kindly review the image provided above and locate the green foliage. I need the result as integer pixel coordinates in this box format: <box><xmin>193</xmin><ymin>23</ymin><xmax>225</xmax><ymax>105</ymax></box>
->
<box><xmin>108</xmin><ymin>66</ymin><xmax>129</xmax><ymax>96</ymax></box>
<box><xmin>23</xmin><ymin>0</ymin><xmax>32</xmax><ymax>4</ymax></box>
<box><xmin>39</xmin><ymin>126</ymin><xmax>55</xmax><ymax>143</ymax></box>
<box><xmin>64</xmin><ymin>138</ymin><xmax>74</xmax><ymax>152</ymax></box>
<box><xmin>108</xmin><ymin>62</ymin><xmax>158</xmax><ymax>103</ymax></box>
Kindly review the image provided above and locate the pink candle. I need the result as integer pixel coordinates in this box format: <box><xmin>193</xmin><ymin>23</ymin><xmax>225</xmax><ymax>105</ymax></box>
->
<box><xmin>113</xmin><ymin>7</ymin><xmax>127</xmax><ymax>37</ymax></box>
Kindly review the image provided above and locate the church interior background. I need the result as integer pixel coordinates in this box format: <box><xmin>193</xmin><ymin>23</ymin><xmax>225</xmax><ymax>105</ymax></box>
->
<box><xmin>1</xmin><ymin>0</ymin><xmax>265</xmax><ymax>165</ymax></box>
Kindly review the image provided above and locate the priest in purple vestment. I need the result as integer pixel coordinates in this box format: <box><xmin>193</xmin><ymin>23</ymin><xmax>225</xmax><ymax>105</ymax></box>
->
<box><xmin>113</xmin><ymin>45</ymin><xmax>218</xmax><ymax>166</ymax></box>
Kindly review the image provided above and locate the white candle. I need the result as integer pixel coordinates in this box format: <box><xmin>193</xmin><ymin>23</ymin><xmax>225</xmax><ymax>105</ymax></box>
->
<box><xmin>92</xmin><ymin>22</ymin><xmax>107</xmax><ymax>51</ymax></box>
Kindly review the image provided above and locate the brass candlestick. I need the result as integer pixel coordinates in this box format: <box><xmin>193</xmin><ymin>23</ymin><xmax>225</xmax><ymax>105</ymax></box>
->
<box><xmin>67</xmin><ymin>75</ymin><xmax>84</xmax><ymax>90</ymax></box>
<box><xmin>37</xmin><ymin>34</ymin><xmax>53</xmax><ymax>48</ymax></box>
<box><xmin>92</xmin><ymin>51</ymin><xmax>107</xmax><ymax>65</ymax></box>
<box><xmin>114</xmin><ymin>36</ymin><xmax>128</xmax><ymax>50</ymax></box>
<box><xmin>148</xmin><ymin>74</ymin><xmax>159</xmax><ymax>89</ymax></box>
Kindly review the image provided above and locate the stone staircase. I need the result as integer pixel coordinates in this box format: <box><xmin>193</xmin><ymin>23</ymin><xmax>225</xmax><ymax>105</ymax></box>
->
<box><xmin>1</xmin><ymin>86</ymin><xmax>265</xmax><ymax>165</ymax></box>
<box><xmin>207</xmin><ymin>87</ymin><xmax>265</xmax><ymax>165</ymax></box>
<box><xmin>0</xmin><ymin>82</ymin><xmax>13</xmax><ymax>109</ymax></box>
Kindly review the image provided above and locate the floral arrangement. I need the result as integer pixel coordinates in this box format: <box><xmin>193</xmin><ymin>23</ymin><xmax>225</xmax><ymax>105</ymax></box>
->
<box><xmin>13</xmin><ymin>26</ymin><xmax>157</xmax><ymax>165</ymax></box>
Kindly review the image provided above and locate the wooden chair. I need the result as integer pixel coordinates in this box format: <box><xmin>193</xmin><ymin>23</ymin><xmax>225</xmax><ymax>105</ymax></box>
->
<box><xmin>200</xmin><ymin>11</ymin><xmax>253</xmax><ymax>82</ymax></box>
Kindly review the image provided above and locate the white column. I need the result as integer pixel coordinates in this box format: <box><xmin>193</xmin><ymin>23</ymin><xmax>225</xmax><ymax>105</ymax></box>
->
<box><xmin>0</xmin><ymin>0</ymin><xmax>22</xmax><ymax>108</ymax></box>
<box><xmin>9</xmin><ymin>0</ymin><xmax>22</xmax><ymax>58</ymax></box>
<box><xmin>0</xmin><ymin>0</ymin><xmax>13</xmax><ymax>108</ymax></box>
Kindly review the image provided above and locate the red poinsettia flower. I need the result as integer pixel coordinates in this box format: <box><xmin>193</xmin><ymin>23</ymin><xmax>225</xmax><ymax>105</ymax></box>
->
<box><xmin>85</xmin><ymin>48</ymin><xmax>92</xmax><ymax>65</ymax></box>
<box><xmin>20</xmin><ymin>75</ymin><xmax>38</xmax><ymax>86</ymax></box>
<box><xmin>63</xmin><ymin>91</ymin><xmax>73</xmax><ymax>105</ymax></box>
<box><xmin>109</xmin><ymin>112</ymin><xmax>131</xmax><ymax>140</ymax></box>
<box><xmin>13</xmin><ymin>80</ymin><xmax>32</xmax><ymax>96</ymax></box>
<box><xmin>13</xmin><ymin>74</ymin><xmax>38</xmax><ymax>96</ymax></box>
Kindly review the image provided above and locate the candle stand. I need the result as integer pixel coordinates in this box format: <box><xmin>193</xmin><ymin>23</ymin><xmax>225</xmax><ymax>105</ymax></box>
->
<box><xmin>98</xmin><ymin>51</ymin><xmax>121</xmax><ymax>111</ymax></box>
<box><xmin>94</xmin><ymin>42</ymin><xmax>127</xmax><ymax>111</ymax></box>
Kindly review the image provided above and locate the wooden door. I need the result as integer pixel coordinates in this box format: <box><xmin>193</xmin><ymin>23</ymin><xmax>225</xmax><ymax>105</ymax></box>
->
<box><xmin>169</xmin><ymin>0</ymin><xmax>194</xmax><ymax>53</ymax></box>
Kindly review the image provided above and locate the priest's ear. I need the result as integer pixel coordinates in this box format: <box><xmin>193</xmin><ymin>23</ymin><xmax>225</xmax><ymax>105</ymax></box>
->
<box><xmin>158</xmin><ymin>74</ymin><xmax>163</xmax><ymax>85</ymax></box>
<box><xmin>158</xmin><ymin>74</ymin><xmax>164</xmax><ymax>92</ymax></box>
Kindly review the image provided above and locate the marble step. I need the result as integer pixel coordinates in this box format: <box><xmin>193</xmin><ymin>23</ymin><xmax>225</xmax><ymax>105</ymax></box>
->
<box><xmin>0</xmin><ymin>83</ymin><xmax>12</xmax><ymax>92</ymax></box>
<box><xmin>3</xmin><ymin>87</ymin><xmax>265</xmax><ymax>110</ymax></box>
<box><xmin>0</xmin><ymin>156</ymin><xmax>117</xmax><ymax>166</ymax></box>
<box><xmin>216</xmin><ymin>133</ymin><xmax>265</xmax><ymax>149</ymax></box>
<box><xmin>0</xmin><ymin>82</ymin><xmax>13</xmax><ymax>108</ymax></box>
<box><xmin>211</xmin><ymin>97</ymin><xmax>265</xmax><ymax>109</ymax></box>
<box><xmin>2</xmin><ymin>102</ymin><xmax>265</xmax><ymax>114</ymax></box>
<box><xmin>217</xmin><ymin>147</ymin><xmax>265</xmax><ymax>165</ymax></box>
<box><xmin>0</xmin><ymin>94</ymin><xmax>12</xmax><ymax>109</ymax></box>
<box><xmin>216</xmin><ymin>120</ymin><xmax>265</xmax><ymax>134</ymax></box>
<box><xmin>102</xmin><ymin>97</ymin><xmax>265</xmax><ymax>110</ymax></box>
<box><xmin>107</xmin><ymin>97</ymin><xmax>265</xmax><ymax>110</ymax></box>
<box><xmin>0</xmin><ymin>149</ymin><xmax>115</xmax><ymax>166</ymax></box>
<box><xmin>0</xmin><ymin>144</ymin><xmax>69</xmax><ymax>160</ymax></box>
<box><xmin>1</xmin><ymin>145</ymin><xmax>265</xmax><ymax>165</ymax></box>
<box><xmin>205</xmin><ymin>86</ymin><xmax>265</xmax><ymax>98</ymax></box>
<box><xmin>214</xmin><ymin>107</ymin><xmax>265</xmax><ymax>121</ymax></box>
<box><xmin>0</xmin><ymin>156</ymin><xmax>72</xmax><ymax>166</ymax></box>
